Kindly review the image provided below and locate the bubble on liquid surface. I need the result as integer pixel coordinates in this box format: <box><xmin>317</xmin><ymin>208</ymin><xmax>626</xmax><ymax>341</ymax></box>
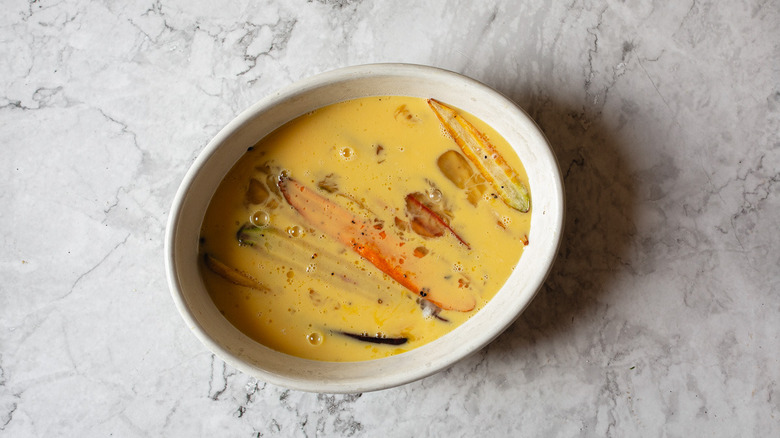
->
<box><xmin>307</xmin><ymin>332</ymin><xmax>323</xmax><ymax>345</ymax></box>
<box><xmin>250</xmin><ymin>210</ymin><xmax>270</xmax><ymax>227</ymax></box>
<box><xmin>427</xmin><ymin>188</ymin><xmax>442</xmax><ymax>203</ymax></box>
<box><xmin>287</xmin><ymin>225</ymin><xmax>304</xmax><ymax>237</ymax></box>
<box><xmin>339</xmin><ymin>147</ymin><xmax>355</xmax><ymax>160</ymax></box>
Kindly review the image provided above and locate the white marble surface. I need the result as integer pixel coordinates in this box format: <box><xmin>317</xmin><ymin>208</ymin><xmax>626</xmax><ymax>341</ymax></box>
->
<box><xmin>1</xmin><ymin>0</ymin><xmax>778</xmax><ymax>436</ymax></box>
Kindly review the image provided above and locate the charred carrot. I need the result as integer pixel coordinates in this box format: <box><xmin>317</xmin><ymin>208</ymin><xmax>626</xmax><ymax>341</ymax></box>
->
<box><xmin>278</xmin><ymin>175</ymin><xmax>475</xmax><ymax>312</ymax></box>
<box><xmin>428</xmin><ymin>98</ymin><xmax>531</xmax><ymax>212</ymax></box>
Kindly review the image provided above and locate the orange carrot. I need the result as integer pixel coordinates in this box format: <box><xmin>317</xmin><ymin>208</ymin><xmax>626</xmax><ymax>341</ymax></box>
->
<box><xmin>278</xmin><ymin>176</ymin><xmax>475</xmax><ymax>312</ymax></box>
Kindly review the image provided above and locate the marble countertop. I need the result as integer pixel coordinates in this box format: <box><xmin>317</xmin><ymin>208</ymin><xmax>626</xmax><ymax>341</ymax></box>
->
<box><xmin>2</xmin><ymin>0</ymin><xmax>778</xmax><ymax>436</ymax></box>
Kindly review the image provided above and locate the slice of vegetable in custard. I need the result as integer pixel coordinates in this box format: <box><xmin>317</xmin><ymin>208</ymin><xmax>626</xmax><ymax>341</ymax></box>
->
<box><xmin>202</xmin><ymin>253</ymin><xmax>269</xmax><ymax>292</ymax></box>
<box><xmin>235</xmin><ymin>223</ymin><xmax>393</xmax><ymax>303</ymax></box>
<box><xmin>436</xmin><ymin>150</ymin><xmax>486</xmax><ymax>206</ymax></box>
<box><xmin>337</xmin><ymin>331</ymin><xmax>408</xmax><ymax>345</ymax></box>
<box><xmin>278</xmin><ymin>175</ymin><xmax>476</xmax><ymax>312</ymax></box>
<box><xmin>427</xmin><ymin>98</ymin><xmax>530</xmax><ymax>212</ymax></box>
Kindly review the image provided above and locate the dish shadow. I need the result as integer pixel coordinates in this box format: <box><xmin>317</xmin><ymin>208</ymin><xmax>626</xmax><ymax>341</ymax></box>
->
<box><xmin>484</xmin><ymin>89</ymin><xmax>638</xmax><ymax>359</ymax></box>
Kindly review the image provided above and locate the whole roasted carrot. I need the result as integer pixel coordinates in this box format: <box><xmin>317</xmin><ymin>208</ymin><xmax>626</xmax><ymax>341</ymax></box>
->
<box><xmin>278</xmin><ymin>175</ymin><xmax>475</xmax><ymax>312</ymax></box>
<box><xmin>428</xmin><ymin>98</ymin><xmax>531</xmax><ymax>213</ymax></box>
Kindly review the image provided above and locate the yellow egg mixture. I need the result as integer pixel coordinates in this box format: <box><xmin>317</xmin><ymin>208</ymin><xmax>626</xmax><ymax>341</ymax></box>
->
<box><xmin>199</xmin><ymin>96</ymin><xmax>531</xmax><ymax>362</ymax></box>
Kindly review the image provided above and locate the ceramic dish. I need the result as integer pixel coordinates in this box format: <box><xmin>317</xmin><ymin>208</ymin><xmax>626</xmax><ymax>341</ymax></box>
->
<box><xmin>165</xmin><ymin>64</ymin><xmax>564</xmax><ymax>393</ymax></box>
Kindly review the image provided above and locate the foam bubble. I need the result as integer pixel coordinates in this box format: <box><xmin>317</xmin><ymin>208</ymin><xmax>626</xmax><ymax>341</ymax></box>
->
<box><xmin>307</xmin><ymin>332</ymin><xmax>322</xmax><ymax>345</ymax></box>
<box><xmin>250</xmin><ymin>210</ymin><xmax>270</xmax><ymax>227</ymax></box>
<box><xmin>287</xmin><ymin>225</ymin><xmax>304</xmax><ymax>237</ymax></box>
<box><xmin>339</xmin><ymin>147</ymin><xmax>355</xmax><ymax>160</ymax></box>
<box><xmin>427</xmin><ymin>188</ymin><xmax>442</xmax><ymax>203</ymax></box>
